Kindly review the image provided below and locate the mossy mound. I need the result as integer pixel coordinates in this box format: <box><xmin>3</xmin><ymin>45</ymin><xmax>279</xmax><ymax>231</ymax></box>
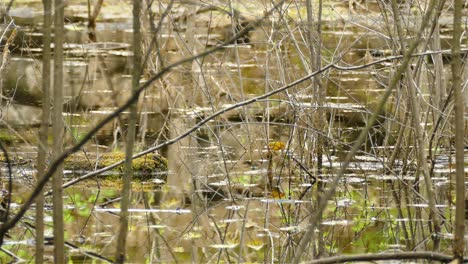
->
<box><xmin>64</xmin><ymin>152</ymin><xmax>168</xmax><ymax>182</ymax></box>
<box><xmin>0</xmin><ymin>153</ymin><xmax>30</xmax><ymax>165</ymax></box>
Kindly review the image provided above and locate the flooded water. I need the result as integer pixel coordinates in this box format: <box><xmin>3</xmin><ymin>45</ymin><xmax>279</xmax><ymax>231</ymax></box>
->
<box><xmin>1</xmin><ymin>0</ymin><xmax>467</xmax><ymax>262</ymax></box>
<box><xmin>2</xmin><ymin>146</ymin><xmax>467</xmax><ymax>262</ymax></box>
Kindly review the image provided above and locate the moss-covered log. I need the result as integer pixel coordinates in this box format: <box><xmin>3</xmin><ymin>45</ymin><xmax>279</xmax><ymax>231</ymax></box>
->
<box><xmin>64</xmin><ymin>152</ymin><xmax>168</xmax><ymax>181</ymax></box>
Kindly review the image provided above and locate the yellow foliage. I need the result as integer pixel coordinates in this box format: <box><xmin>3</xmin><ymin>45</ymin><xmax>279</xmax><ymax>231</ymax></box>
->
<box><xmin>268</xmin><ymin>141</ymin><xmax>286</xmax><ymax>151</ymax></box>
<box><xmin>271</xmin><ymin>187</ymin><xmax>285</xmax><ymax>199</ymax></box>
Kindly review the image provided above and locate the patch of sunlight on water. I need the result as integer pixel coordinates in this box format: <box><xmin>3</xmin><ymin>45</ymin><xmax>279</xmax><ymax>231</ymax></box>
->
<box><xmin>257</xmin><ymin>232</ymin><xmax>280</xmax><ymax>239</ymax></box>
<box><xmin>340</xmin><ymin>175</ymin><xmax>366</xmax><ymax>183</ymax></box>
<box><xmin>220</xmin><ymin>219</ymin><xmax>243</xmax><ymax>223</ymax></box>
<box><xmin>94</xmin><ymin>208</ymin><xmax>192</xmax><ymax>214</ymax></box>
<box><xmin>368</xmin><ymin>174</ymin><xmax>416</xmax><ymax>181</ymax></box>
<box><xmin>279</xmin><ymin>226</ymin><xmax>302</xmax><ymax>232</ymax></box>
<box><xmin>292</xmin><ymin>102</ymin><xmax>366</xmax><ymax>110</ymax></box>
<box><xmin>225</xmin><ymin>205</ymin><xmax>245</xmax><ymax>210</ymax></box>
<box><xmin>2</xmin><ymin>240</ymin><xmax>35</xmax><ymax>246</ymax></box>
<box><xmin>209</xmin><ymin>181</ymin><xmax>228</xmax><ymax>186</ymax></box>
<box><xmin>148</xmin><ymin>224</ymin><xmax>166</xmax><ymax>229</ymax></box>
<box><xmin>336</xmin><ymin>198</ymin><xmax>356</xmax><ymax>207</ymax></box>
<box><xmin>209</xmin><ymin>243</ymin><xmax>238</xmax><ymax>249</ymax></box>
<box><xmin>395</xmin><ymin>218</ymin><xmax>429</xmax><ymax>223</ymax></box>
<box><xmin>260</xmin><ymin>198</ymin><xmax>311</xmax><ymax>204</ymax></box>
<box><xmin>322</xmin><ymin>220</ymin><xmax>353</xmax><ymax>226</ymax></box>
<box><xmin>406</xmin><ymin>204</ymin><xmax>451</xmax><ymax>208</ymax></box>
<box><xmin>182</xmin><ymin>232</ymin><xmax>203</xmax><ymax>240</ymax></box>
<box><xmin>93</xmin><ymin>232</ymin><xmax>113</xmax><ymax>237</ymax></box>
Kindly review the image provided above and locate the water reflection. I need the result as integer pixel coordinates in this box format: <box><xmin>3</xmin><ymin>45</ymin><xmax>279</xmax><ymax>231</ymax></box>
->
<box><xmin>1</xmin><ymin>0</ymin><xmax>467</xmax><ymax>262</ymax></box>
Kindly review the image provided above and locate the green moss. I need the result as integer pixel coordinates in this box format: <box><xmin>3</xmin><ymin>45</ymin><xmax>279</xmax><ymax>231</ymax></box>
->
<box><xmin>0</xmin><ymin>131</ymin><xmax>15</xmax><ymax>145</ymax></box>
<box><xmin>0</xmin><ymin>153</ymin><xmax>27</xmax><ymax>164</ymax></box>
<box><xmin>0</xmin><ymin>129</ymin><xmax>39</xmax><ymax>146</ymax></box>
<box><xmin>64</xmin><ymin>151</ymin><xmax>168</xmax><ymax>181</ymax></box>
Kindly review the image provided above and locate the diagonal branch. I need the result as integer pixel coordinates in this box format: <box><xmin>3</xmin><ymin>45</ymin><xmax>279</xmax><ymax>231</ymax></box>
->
<box><xmin>293</xmin><ymin>0</ymin><xmax>438</xmax><ymax>261</ymax></box>
<box><xmin>0</xmin><ymin>0</ymin><xmax>287</xmax><ymax>243</ymax></box>
<box><xmin>56</xmin><ymin>47</ymin><xmax>465</xmax><ymax>192</ymax></box>
<box><xmin>306</xmin><ymin>251</ymin><xmax>465</xmax><ymax>264</ymax></box>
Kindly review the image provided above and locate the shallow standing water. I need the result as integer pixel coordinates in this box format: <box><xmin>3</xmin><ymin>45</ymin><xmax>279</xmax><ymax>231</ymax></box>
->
<box><xmin>1</xmin><ymin>0</ymin><xmax>468</xmax><ymax>262</ymax></box>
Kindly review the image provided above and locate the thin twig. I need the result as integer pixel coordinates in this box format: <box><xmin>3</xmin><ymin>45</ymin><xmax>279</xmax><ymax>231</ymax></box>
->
<box><xmin>0</xmin><ymin>0</ymin><xmax>287</xmax><ymax>242</ymax></box>
<box><xmin>0</xmin><ymin>142</ymin><xmax>12</xmax><ymax>238</ymax></box>
<box><xmin>293</xmin><ymin>0</ymin><xmax>438</xmax><ymax>260</ymax></box>
<box><xmin>0</xmin><ymin>0</ymin><xmax>15</xmax><ymax>22</ymax></box>
<box><xmin>58</xmin><ymin>47</ymin><xmax>463</xmax><ymax>192</ymax></box>
<box><xmin>305</xmin><ymin>251</ymin><xmax>465</xmax><ymax>264</ymax></box>
<box><xmin>0</xmin><ymin>246</ymin><xmax>24</xmax><ymax>262</ymax></box>
<box><xmin>65</xmin><ymin>241</ymin><xmax>113</xmax><ymax>263</ymax></box>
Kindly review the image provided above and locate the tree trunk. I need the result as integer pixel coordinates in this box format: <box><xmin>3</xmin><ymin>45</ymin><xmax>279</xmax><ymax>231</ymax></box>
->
<box><xmin>406</xmin><ymin>66</ymin><xmax>441</xmax><ymax>249</ymax></box>
<box><xmin>87</xmin><ymin>0</ymin><xmax>104</xmax><ymax>42</ymax></box>
<box><xmin>294</xmin><ymin>0</ymin><xmax>438</xmax><ymax>260</ymax></box>
<box><xmin>451</xmin><ymin>0</ymin><xmax>465</xmax><ymax>258</ymax></box>
<box><xmin>390</xmin><ymin>0</ymin><xmax>441</xmax><ymax>249</ymax></box>
<box><xmin>52</xmin><ymin>0</ymin><xmax>65</xmax><ymax>261</ymax></box>
<box><xmin>115</xmin><ymin>0</ymin><xmax>141</xmax><ymax>262</ymax></box>
<box><xmin>306</xmin><ymin>0</ymin><xmax>325</xmax><ymax>257</ymax></box>
<box><xmin>36</xmin><ymin>0</ymin><xmax>52</xmax><ymax>262</ymax></box>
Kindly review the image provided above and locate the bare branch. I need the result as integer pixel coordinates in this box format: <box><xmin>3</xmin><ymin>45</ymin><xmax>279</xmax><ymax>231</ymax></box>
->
<box><xmin>0</xmin><ymin>0</ymin><xmax>287</xmax><ymax>241</ymax></box>
<box><xmin>306</xmin><ymin>252</ymin><xmax>464</xmax><ymax>264</ymax></box>
<box><xmin>57</xmin><ymin>47</ymin><xmax>468</xmax><ymax>191</ymax></box>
